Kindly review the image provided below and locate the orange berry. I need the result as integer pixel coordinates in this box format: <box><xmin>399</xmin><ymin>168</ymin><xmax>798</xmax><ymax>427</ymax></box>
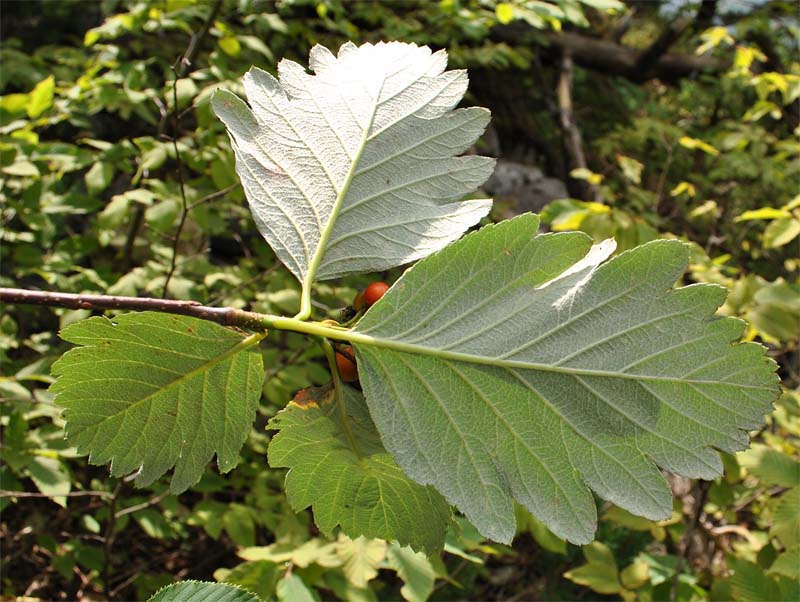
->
<box><xmin>364</xmin><ymin>281</ymin><xmax>389</xmax><ymax>306</ymax></box>
<box><xmin>335</xmin><ymin>350</ymin><xmax>358</xmax><ymax>382</ymax></box>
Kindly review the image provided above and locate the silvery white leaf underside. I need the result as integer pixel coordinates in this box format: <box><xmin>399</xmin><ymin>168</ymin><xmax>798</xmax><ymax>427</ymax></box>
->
<box><xmin>213</xmin><ymin>41</ymin><xmax>495</xmax><ymax>282</ymax></box>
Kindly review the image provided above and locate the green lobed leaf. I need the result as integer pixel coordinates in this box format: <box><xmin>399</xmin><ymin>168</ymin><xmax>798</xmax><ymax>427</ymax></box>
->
<box><xmin>149</xmin><ymin>580</ymin><xmax>262</xmax><ymax>602</ymax></box>
<box><xmin>352</xmin><ymin>213</ymin><xmax>779</xmax><ymax>544</ymax></box>
<box><xmin>267</xmin><ymin>384</ymin><xmax>451</xmax><ymax>554</ymax></box>
<box><xmin>50</xmin><ymin>312</ymin><xmax>264</xmax><ymax>493</ymax></box>
<box><xmin>212</xmin><ymin>41</ymin><xmax>493</xmax><ymax>283</ymax></box>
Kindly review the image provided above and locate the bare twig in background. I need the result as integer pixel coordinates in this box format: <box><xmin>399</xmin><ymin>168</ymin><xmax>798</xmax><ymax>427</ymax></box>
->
<box><xmin>114</xmin><ymin>490</ymin><xmax>171</xmax><ymax>519</ymax></box>
<box><xmin>174</xmin><ymin>0</ymin><xmax>223</xmax><ymax>79</ymax></box>
<box><xmin>634</xmin><ymin>0</ymin><xmax>718</xmax><ymax>78</ymax></box>
<box><xmin>205</xmin><ymin>263</ymin><xmax>281</xmax><ymax>306</ymax></box>
<box><xmin>494</xmin><ymin>24</ymin><xmax>728</xmax><ymax>84</ymax></box>
<box><xmin>102</xmin><ymin>481</ymin><xmax>122</xmax><ymax>600</ymax></box>
<box><xmin>671</xmin><ymin>480</ymin><xmax>712</xmax><ymax>602</ymax></box>
<box><xmin>187</xmin><ymin>183</ymin><xmax>238</xmax><ymax>210</ymax></box>
<box><xmin>162</xmin><ymin>0</ymin><xmax>224</xmax><ymax>298</ymax></box>
<box><xmin>557</xmin><ymin>51</ymin><xmax>602</xmax><ymax>202</ymax></box>
<box><xmin>0</xmin><ymin>489</ymin><xmax>112</xmax><ymax>499</ymax></box>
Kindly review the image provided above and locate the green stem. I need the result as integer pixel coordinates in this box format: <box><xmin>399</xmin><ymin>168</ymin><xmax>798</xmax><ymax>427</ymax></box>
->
<box><xmin>321</xmin><ymin>339</ymin><xmax>362</xmax><ymax>459</ymax></box>
<box><xmin>295</xmin><ymin>97</ymin><xmax>378</xmax><ymax>321</ymax></box>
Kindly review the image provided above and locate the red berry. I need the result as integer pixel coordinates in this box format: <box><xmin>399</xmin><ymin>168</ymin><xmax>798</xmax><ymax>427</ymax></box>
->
<box><xmin>364</xmin><ymin>282</ymin><xmax>389</xmax><ymax>306</ymax></box>
<box><xmin>335</xmin><ymin>349</ymin><xmax>358</xmax><ymax>382</ymax></box>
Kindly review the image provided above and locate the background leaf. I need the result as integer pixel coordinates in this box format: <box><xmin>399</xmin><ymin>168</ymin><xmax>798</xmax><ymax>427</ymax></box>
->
<box><xmin>336</xmin><ymin>535</ymin><xmax>387</xmax><ymax>589</ymax></box>
<box><xmin>276</xmin><ymin>574</ymin><xmax>318</xmax><ymax>602</ymax></box>
<box><xmin>51</xmin><ymin>313</ymin><xmax>264</xmax><ymax>493</ymax></box>
<box><xmin>563</xmin><ymin>542</ymin><xmax>621</xmax><ymax>594</ymax></box>
<box><xmin>212</xmin><ymin>41</ymin><xmax>494</xmax><ymax>283</ymax></box>
<box><xmin>353</xmin><ymin>213</ymin><xmax>778</xmax><ymax>544</ymax></box>
<box><xmin>738</xmin><ymin>443</ymin><xmax>800</xmax><ymax>487</ymax></box>
<box><xmin>267</xmin><ymin>384</ymin><xmax>451</xmax><ymax>554</ymax></box>
<box><xmin>386</xmin><ymin>543</ymin><xmax>436</xmax><ymax>602</ymax></box>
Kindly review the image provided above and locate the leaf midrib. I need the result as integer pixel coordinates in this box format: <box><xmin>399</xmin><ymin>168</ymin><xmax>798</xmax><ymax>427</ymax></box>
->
<box><xmin>271</xmin><ymin>316</ymin><xmax>773</xmax><ymax>391</ymax></box>
<box><xmin>72</xmin><ymin>333</ymin><xmax>262</xmax><ymax>425</ymax></box>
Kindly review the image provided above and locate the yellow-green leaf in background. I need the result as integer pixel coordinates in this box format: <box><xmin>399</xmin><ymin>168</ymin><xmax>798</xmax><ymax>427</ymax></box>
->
<box><xmin>616</xmin><ymin>154</ymin><xmax>643</xmax><ymax>184</ymax></box>
<box><xmin>218</xmin><ymin>36</ymin><xmax>241</xmax><ymax>57</ymax></box>
<box><xmin>744</xmin><ymin>100</ymin><xmax>782</xmax><ymax>121</ymax></box>
<box><xmin>619</xmin><ymin>559</ymin><xmax>650</xmax><ymax>590</ymax></box>
<box><xmin>735</xmin><ymin>207</ymin><xmax>791</xmax><ymax>221</ymax></box>
<box><xmin>670</xmin><ymin>181</ymin><xmax>696</xmax><ymax>197</ymax></box>
<box><xmin>336</xmin><ymin>536</ymin><xmax>386</xmax><ymax>589</ymax></box>
<box><xmin>696</xmin><ymin>26</ymin><xmax>734</xmax><ymax>55</ymax></box>
<box><xmin>764</xmin><ymin>217</ymin><xmax>800</xmax><ymax>248</ymax></box>
<box><xmin>564</xmin><ymin>542</ymin><xmax>621</xmax><ymax>594</ymax></box>
<box><xmin>570</xmin><ymin>166</ymin><xmax>604</xmax><ymax>184</ymax></box>
<box><xmin>27</xmin><ymin>75</ymin><xmax>55</xmax><ymax>118</ymax></box>
<box><xmin>1</xmin><ymin>93</ymin><xmax>29</xmax><ymax>114</ymax></box>
<box><xmin>688</xmin><ymin>200</ymin><xmax>719</xmax><ymax>220</ymax></box>
<box><xmin>496</xmin><ymin>2</ymin><xmax>515</xmax><ymax>24</ymax></box>
<box><xmin>679</xmin><ymin>136</ymin><xmax>720</xmax><ymax>156</ymax></box>
<box><xmin>214</xmin><ymin>560</ymin><xmax>281</xmax><ymax>601</ymax></box>
<box><xmin>542</xmin><ymin>198</ymin><xmax>609</xmax><ymax>231</ymax></box>
<box><xmin>84</xmin><ymin>161</ymin><xmax>114</xmax><ymax>196</ymax></box>
<box><xmin>734</xmin><ymin>45</ymin><xmax>766</xmax><ymax>72</ymax></box>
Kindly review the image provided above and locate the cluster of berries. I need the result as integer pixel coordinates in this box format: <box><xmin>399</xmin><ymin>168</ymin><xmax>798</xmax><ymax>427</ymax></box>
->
<box><xmin>335</xmin><ymin>282</ymin><xmax>389</xmax><ymax>382</ymax></box>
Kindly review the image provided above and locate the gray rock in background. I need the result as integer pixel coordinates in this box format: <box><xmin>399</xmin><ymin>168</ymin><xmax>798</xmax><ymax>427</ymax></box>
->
<box><xmin>483</xmin><ymin>160</ymin><xmax>568</xmax><ymax>218</ymax></box>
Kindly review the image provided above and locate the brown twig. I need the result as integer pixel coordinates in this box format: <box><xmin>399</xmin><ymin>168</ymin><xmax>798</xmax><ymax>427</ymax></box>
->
<box><xmin>205</xmin><ymin>263</ymin><xmax>281</xmax><ymax>306</ymax></box>
<box><xmin>0</xmin><ymin>287</ymin><xmax>269</xmax><ymax>331</ymax></box>
<box><xmin>557</xmin><ymin>51</ymin><xmax>602</xmax><ymax>202</ymax></box>
<box><xmin>174</xmin><ymin>0</ymin><xmax>223</xmax><ymax>79</ymax></box>
<box><xmin>671</xmin><ymin>480</ymin><xmax>711</xmax><ymax>602</ymax></box>
<box><xmin>102</xmin><ymin>481</ymin><xmax>122</xmax><ymax>600</ymax></box>
<box><xmin>122</xmin><ymin>204</ymin><xmax>145</xmax><ymax>269</ymax></box>
<box><xmin>162</xmin><ymin>75</ymin><xmax>189</xmax><ymax>299</ymax></box>
<box><xmin>187</xmin><ymin>183</ymin><xmax>238</xmax><ymax>210</ymax></box>
<box><xmin>634</xmin><ymin>1</ymin><xmax>718</xmax><ymax>79</ymax></box>
<box><xmin>162</xmin><ymin>0</ymin><xmax>224</xmax><ymax>298</ymax></box>
<box><xmin>0</xmin><ymin>489</ymin><xmax>112</xmax><ymax>499</ymax></box>
<box><xmin>114</xmin><ymin>490</ymin><xmax>171</xmax><ymax>519</ymax></box>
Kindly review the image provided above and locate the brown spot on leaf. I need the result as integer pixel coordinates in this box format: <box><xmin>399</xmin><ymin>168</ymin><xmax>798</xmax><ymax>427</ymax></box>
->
<box><xmin>290</xmin><ymin>383</ymin><xmax>335</xmax><ymax>409</ymax></box>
